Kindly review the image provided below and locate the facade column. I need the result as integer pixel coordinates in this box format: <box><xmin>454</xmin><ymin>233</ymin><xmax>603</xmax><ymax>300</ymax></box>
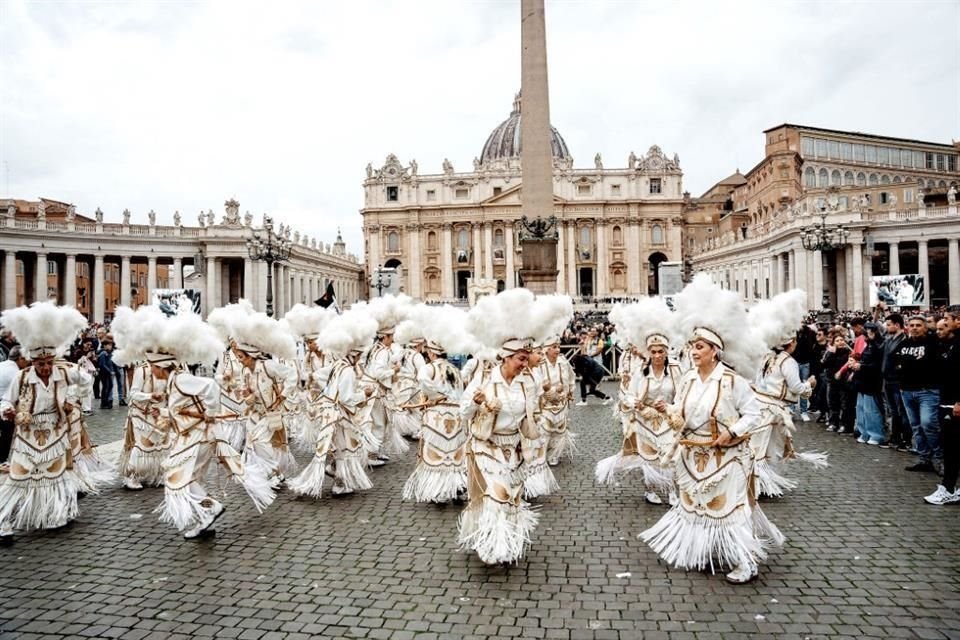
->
<box><xmin>595</xmin><ymin>222</ymin><xmax>607</xmax><ymax>296</ymax></box>
<box><xmin>472</xmin><ymin>223</ymin><xmax>482</xmax><ymax>280</ymax></box>
<box><xmin>483</xmin><ymin>223</ymin><xmax>494</xmax><ymax>280</ymax></box>
<box><xmin>243</xmin><ymin>258</ymin><xmax>253</xmax><ymax>301</ymax></box>
<box><xmin>172</xmin><ymin>257</ymin><xmax>183</xmax><ymax>290</ymax></box>
<box><xmin>206</xmin><ymin>256</ymin><xmax>218</xmax><ymax>314</ymax></box>
<box><xmin>284</xmin><ymin>265</ymin><xmax>292</xmax><ymax>311</ymax></box>
<box><xmin>770</xmin><ymin>254</ymin><xmax>780</xmax><ymax>296</ymax></box>
<box><xmin>407</xmin><ymin>225</ymin><xmax>421</xmax><ymax>299</ymax></box>
<box><xmin>147</xmin><ymin>256</ymin><xmax>157</xmax><ymax>304</ymax></box>
<box><xmin>120</xmin><ymin>256</ymin><xmax>131</xmax><ymax>307</ymax></box>
<box><xmin>862</xmin><ymin>250</ymin><xmax>873</xmax><ymax>307</ymax></box>
<box><xmin>440</xmin><ymin>225</ymin><xmax>453</xmax><ymax>298</ymax></box>
<box><xmin>918</xmin><ymin>240</ymin><xmax>930</xmax><ymax>310</ymax></box>
<box><xmin>93</xmin><ymin>254</ymin><xmax>105</xmax><ymax>323</ymax></box>
<box><xmin>505</xmin><ymin>221</ymin><xmax>516</xmax><ymax>289</ymax></box>
<box><xmin>626</xmin><ymin>221</ymin><xmax>640</xmax><ymax>295</ymax></box>
<box><xmin>851</xmin><ymin>242</ymin><xmax>864</xmax><ymax>311</ymax></box>
<box><xmin>566</xmin><ymin>222</ymin><xmax>577</xmax><ymax>296</ymax></box>
<box><xmin>947</xmin><ymin>238</ymin><xmax>960</xmax><ymax>305</ymax></box>
<box><xmin>811</xmin><ymin>249</ymin><xmax>823</xmax><ymax>309</ymax></box>
<box><xmin>555</xmin><ymin>221</ymin><xmax>566</xmax><ymax>293</ymax></box>
<box><xmin>3</xmin><ymin>252</ymin><xmax>15</xmax><ymax>309</ymax></box>
<box><xmin>835</xmin><ymin>249</ymin><xmax>848</xmax><ymax>310</ymax></box>
<box><xmin>368</xmin><ymin>227</ymin><xmax>381</xmax><ymax>273</ymax></box>
<box><xmin>792</xmin><ymin>248</ymin><xmax>808</xmax><ymax>305</ymax></box>
<box><xmin>889</xmin><ymin>242</ymin><xmax>900</xmax><ymax>275</ymax></box>
<box><xmin>292</xmin><ymin>270</ymin><xmax>301</xmax><ymax>305</ymax></box>
<box><xmin>34</xmin><ymin>252</ymin><xmax>47</xmax><ymax>303</ymax></box>
<box><xmin>64</xmin><ymin>254</ymin><xmax>77</xmax><ymax>307</ymax></box>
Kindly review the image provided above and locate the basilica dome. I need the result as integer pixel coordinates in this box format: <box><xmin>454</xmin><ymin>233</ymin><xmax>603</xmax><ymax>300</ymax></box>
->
<box><xmin>479</xmin><ymin>93</ymin><xmax>572</xmax><ymax>167</ymax></box>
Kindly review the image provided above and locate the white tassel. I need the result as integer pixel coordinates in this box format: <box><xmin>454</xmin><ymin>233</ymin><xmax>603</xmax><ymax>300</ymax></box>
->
<box><xmin>332</xmin><ymin>452</ymin><xmax>374</xmax><ymax>492</ymax></box>
<box><xmin>522</xmin><ymin>465</ymin><xmax>559</xmax><ymax>499</ymax></box>
<box><xmin>752</xmin><ymin>505</ymin><xmax>785</xmax><ymax>547</ymax></box>
<box><xmin>73</xmin><ymin>449</ymin><xmax>119</xmax><ymax>494</ymax></box>
<box><xmin>795</xmin><ymin>451</ymin><xmax>829</xmax><ymax>468</ymax></box>
<box><xmin>381</xmin><ymin>422</ymin><xmax>410</xmax><ymax>456</ymax></box>
<box><xmin>0</xmin><ymin>473</ymin><xmax>80</xmax><ymax>531</ymax></box>
<box><xmin>753</xmin><ymin>460</ymin><xmax>798</xmax><ymax>498</ymax></box>
<box><xmin>402</xmin><ymin>466</ymin><xmax>466</xmax><ymax>503</ymax></box>
<box><xmin>458</xmin><ymin>499</ymin><xmax>539</xmax><ymax>565</ymax></box>
<box><xmin>118</xmin><ymin>446</ymin><xmax>169</xmax><ymax>487</ymax></box>
<box><xmin>288</xmin><ymin>453</ymin><xmax>330</xmax><ymax>499</ymax></box>
<box><xmin>154</xmin><ymin>485</ymin><xmax>206</xmax><ymax>532</ymax></box>
<box><xmin>232</xmin><ymin>456</ymin><xmax>276</xmax><ymax>513</ymax></box>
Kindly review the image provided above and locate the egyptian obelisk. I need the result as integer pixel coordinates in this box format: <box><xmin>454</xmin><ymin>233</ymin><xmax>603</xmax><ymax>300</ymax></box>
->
<box><xmin>518</xmin><ymin>0</ymin><xmax>559</xmax><ymax>294</ymax></box>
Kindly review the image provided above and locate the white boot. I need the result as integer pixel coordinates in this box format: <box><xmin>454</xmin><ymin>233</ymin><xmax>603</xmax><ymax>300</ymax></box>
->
<box><xmin>644</xmin><ymin>491</ymin><xmax>663</xmax><ymax>505</ymax></box>
<box><xmin>725</xmin><ymin>562</ymin><xmax>758</xmax><ymax>584</ymax></box>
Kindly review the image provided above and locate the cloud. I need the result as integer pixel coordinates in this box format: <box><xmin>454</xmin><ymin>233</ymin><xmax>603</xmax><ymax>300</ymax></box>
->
<box><xmin>1</xmin><ymin>0</ymin><xmax>957</xmax><ymax>251</ymax></box>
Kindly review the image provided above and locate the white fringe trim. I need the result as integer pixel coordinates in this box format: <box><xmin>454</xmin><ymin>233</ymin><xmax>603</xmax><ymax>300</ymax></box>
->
<box><xmin>795</xmin><ymin>451</ymin><xmax>830</xmax><ymax>468</ymax></box>
<box><xmin>0</xmin><ymin>472</ymin><xmax>80</xmax><ymax>531</ymax></box>
<box><xmin>546</xmin><ymin>430</ymin><xmax>577</xmax><ymax>462</ymax></box>
<box><xmin>332</xmin><ymin>452</ymin><xmax>373</xmax><ymax>492</ymax></box>
<box><xmin>274</xmin><ymin>446</ymin><xmax>300</xmax><ymax>478</ymax></box>
<box><xmin>381</xmin><ymin>422</ymin><xmax>410</xmax><ymax>456</ymax></box>
<box><xmin>118</xmin><ymin>446</ymin><xmax>168</xmax><ymax>487</ymax></box>
<box><xmin>754</xmin><ymin>460</ymin><xmax>798</xmax><ymax>498</ymax></box>
<box><xmin>154</xmin><ymin>485</ymin><xmax>206</xmax><ymax>532</ymax></box>
<box><xmin>522</xmin><ymin>465</ymin><xmax>560</xmax><ymax>499</ymax></box>
<box><xmin>640</xmin><ymin>505</ymin><xmax>767</xmax><ymax>573</ymax></box>
<box><xmin>230</xmin><ymin>455</ymin><xmax>276</xmax><ymax>513</ymax></box>
<box><xmin>288</xmin><ymin>453</ymin><xmax>329</xmax><ymax>498</ymax></box>
<box><xmin>594</xmin><ymin>453</ymin><xmax>674</xmax><ymax>493</ymax></box>
<box><xmin>402</xmin><ymin>465</ymin><xmax>466</xmax><ymax>503</ymax></box>
<box><xmin>73</xmin><ymin>449</ymin><xmax>119</xmax><ymax>495</ymax></box>
<box><xmin>392</xmin><ymin>410</ymin><xmax>422</xmax><ymax>438</ymax></box>
<box><xmin>458</xmin><ymin>499</ymin><xmax>539</xmax><ymax>565</ymax></box>
<box><xmin>752</xmin><ymin>505</ymin><xmax>785</xmax><ymax>547</ymax></box>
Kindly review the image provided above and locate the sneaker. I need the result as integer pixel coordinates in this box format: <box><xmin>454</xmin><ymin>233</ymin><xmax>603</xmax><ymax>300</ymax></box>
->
<box><xmin>867</xmin><ymin>439</ymin><xmax>882</xmax><ymax>446</ymax></box>
<box><xmin>826</xmin><ymin>424</ymin><xmax>837</xmax><ymax>432</ymax></box>
<box><xmin>183</xmin><ymin>519</ymin><xmax>209</xmax><ymax>539</ymax></box>
<box><xmin>895</xmin><ymin>444</ymin><xmax>910</xmax><ymax>452</ymax></box>
<box><xmin>644</xmin><ymin>491</ymin><xmax>663</xmax><ymax>505</ymax></box>
<box><xmin>878</xmin><ymin>442</ymin><xmax>892</xmax><ymax>449</ymax></box>
<box><xmin>836</xmin><ymin>428</ymin><xmax>849</xmax><ymax>434</ymax></box>
<box><xmin>905</xmin><ymin>461</ymin><xmax>935</xmax><ymax>472</ymax></box>
<box><xmin>856</xmin><ymin>436</ymin><xmax>867</xmax><ymax>444</ymax></box>
<box><xmin>575</xmin><ymin>400</ymin><xmax>588</xmax><ymax>407</ymax></box>
<box><xmin>547</xmin><ymin>458</ymin><xmax>560</xmax><ymax>467</ymax></box>
<box><xmin>924</xmin><ymin>485</ymin><xmax>960</xmax><ymax>505</ymax></box>
<box><xmin>123</xmin><ymin>478</ymin><xmax>144</xmax><ymax>491</ymax></box>
<box><xmin>331</xmin><ymin>481</ymin><xmax>352</xmax><ymax>496</ymax></box>
<box><xmin>82</xmin><ymin>410</ymin><xmax>94</xmax><ymax>416</ymax></box>
<box><xmin>800</xmin><ymin>412</ymin><xmax>811</xmax><ymax>422</ymax></box>
<box><xmin>725</xmin><ymin>563</ymin><xmax>758</xmax><ymax>584</ymax></box>
<box><xmin>602</xmin><ymin>398</ymin><xmax>613</xmax><ymax>406</ymax></box>
<box><xmin>119</xmin><ymin>399</ymin><xmax>127</xmax><ymax>406</ymax></box>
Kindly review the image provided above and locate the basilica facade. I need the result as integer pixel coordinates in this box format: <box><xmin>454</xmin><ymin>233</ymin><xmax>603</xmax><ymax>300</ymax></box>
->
<box><xmin>360</xmin><ymin>94</ymin><xmax>685</xmax><ymax>301</ymax></box>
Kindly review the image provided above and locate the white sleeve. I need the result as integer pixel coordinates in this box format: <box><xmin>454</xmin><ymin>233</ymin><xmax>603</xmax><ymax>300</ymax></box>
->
<box><xmin>418</xmin><ymin>363</ymin><xmax>445</xmax><ymax>399</ymax></box>
<box><xmin>0</xmin><ymin>369</ymin><xmax>21</xmax><ymax>413</ymax></box>
<box><xmin>338</xmin><ymin>367</ymin><xmax>365</xmax><ymax>408</ymax></box>
<box><xmin>128</xmin><ymin>366</ymin><xmax>151</xmax><ymax>403</ymax></box>
<box><xmin>781</xmin><ymin>357</ymin><xmax>812</xmax><ymax>398</ymax></box>
<box><xmin>265</xmin><ymin>360</ymin><xmax>298</xmax><ymax>398</ymax></box>
<box><xmin>459</xmin><ymin>369</ymin><xmax>483</xmax><ymax>421</ymax></box>
<box><xmin>729</xmin><ymin>375</ymin><xmax>762</xmax><ymax>437</ymax></box>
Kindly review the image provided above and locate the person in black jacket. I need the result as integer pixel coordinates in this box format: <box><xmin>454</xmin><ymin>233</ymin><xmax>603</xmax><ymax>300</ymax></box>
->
<box><xmin>809</xmin><ymin>327</ymin><xmax>829</xmax><ymax>421</ymax></box>
<box><xmin>823</xmin><ymin>332</ymin><xmax>855</xmax><ymax>434</ymax></box>
<box><xmin>849</xmin><ymin>322</ymin><xmax>886</xmax><ymax>445</ymax></box>
<box><xmin>924</xmin><ymin>309</ymin><xmax>960</xmax><ymax>504</ymax></box>
<box><xmin>895</xmin><ymin>315</ymin><xmax>944</xmax><ymax>474</ymax></box>
<box><xmin>881</xmin><ymin>313</ymin><xmax>911</xmax><ymax>451</ymax></box>
<box><xmin>569</xmin><ymin>352</ymin><xmax>610</xmax><ymax>406</ymax></box>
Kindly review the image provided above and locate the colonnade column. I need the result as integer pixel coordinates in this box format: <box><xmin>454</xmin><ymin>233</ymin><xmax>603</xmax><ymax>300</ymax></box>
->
<box><xmin>172</xmin><ymin>257</ymin><xmax>183</xmax><ymax>290</ymax></box>
<box><xmin>566</xmin><ymin>222</ymin><xmax>577</xmax><ymax>296</ymax></box>
<box><xmin>243</xmin><ymin>258</ymin><xmax>253</xmax><ymax>301</ymax></box>
<box><xmin>483</xmin><ymin>223</ymin><xmax>493</xmax><ymax>280</ymax></box>
<box><xmin>93</xmin><ymin>254</ymin><xmax>105</xmax><ymax>323</ymax></box>
<box><xmin>440</xmin><ymin>224</ymin><xmax>453</xmax><ymax>298</ymax></box>
<box><xmin>811</xmin><ymin>250</ymin><xmax>823</xmax><ymax>309</ymax></box>
<box><xmin>851</xmin><ymin>242</ymin><xmax>864</xmax><ymax>311</ymax></box>
<box><xmin>770</xmin><ymin>254</ymin><xmax>780</xmax><ymax>296</ymax></box>
<box><xmin>505</xmin><ymin>221</ymin><xmax>515</xmax><ymax>289</ymax></box>
<box><xmin>64</xmin><ymin>254</ymin><xmax>77</xmax><ymax>307</ymax></box>
<box><xmin>472</xmin><ymin>223</ymin><xmax>482</xmax><ymax>280</ymax></box>
<box><xmin>626</xmin><ymin>222</ymin><xmax>640</xmax><ymax>295</ymax></box>
<box><xmin>3</xmin><ymin>252</ymin><xmax>15</xmax><ymax>309</ymax></box>
<box><xmin>948</xmin><ymin>239</ymin><xmax>960</xmax><ymax>305</ymax></box>
<box><xmin>889</xmin><ymin>242</ymin><xmax>900</xmax><ymax>275</ymax></box>
<box><xmin>147</xmin><ymin>256</ymin><xmax>157</xmax><ymax>304</ymax></box>
<box><xmin>407</xmin><ymin>225</ymin><xmax>421</xmax><ymax>299</ymax></box>
<box><xmin>555</xmin><ymin>221</ymin><xmax>566</xmax><ymax>293</ymax></box>
<box><xmin>206</xmin><ymin>256</ymin><xmax>218</xmax><ymax>314</ymax></box>
<box><xmin>595</xmin><ymin>222</ymin><xmax>607</xmax><ymax>297</ymax></box>
<box><xmin>34</xmin><ymin>252</ymin><xmax>47</xmax><ymax>303</ymax></box>
<box><xmin>918</xmin><ymin>240</ymin><xmax>930</xmax><ymax>310</ymax></box>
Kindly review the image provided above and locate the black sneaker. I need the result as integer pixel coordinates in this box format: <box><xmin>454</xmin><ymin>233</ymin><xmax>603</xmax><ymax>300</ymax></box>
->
<box><xmin>905</xmin><ymin>461</ymin><xmax>935</xmax><ymax>472</ymax></box>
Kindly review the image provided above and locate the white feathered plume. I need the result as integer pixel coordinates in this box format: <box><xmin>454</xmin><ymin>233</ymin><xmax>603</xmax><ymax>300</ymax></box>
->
<box><xmin>467</xmin><ymin>289</ymin><xmax>573</xmax><ymax>349</ymax></box>
<box><xmin>317</xmin><ymin>306</ymin><xmax>378</xmax><ymax>358</ymax></box>
<box><xmin>110</xmin><ymin>304</ymin><xmax>224</xmax><ymax>366</ymax></box>
<box><xmin>364</xmin><ymin>293</ymin><xmax>413</xmax><ymax>331</ymax></box>
<box><xmin>231</xmin><ymin>312</ymin><xmax>297</xmax><ymax>360</ymax></box>
<box><xmin>747</xmin><ymin>289</ymin><xmax>807</xmax><ymax>349</ymax></box>
<box><xmin>207</xmin><ymin>299</ymin><xmax>255</xmax><ymax>341</ymax></box>
<box><xmin>0</xmin><ymin>301</ymin><xmax>88</xmax><ymax>358</ymax></box>
<box><xmin>111</xmin><ymin>305</ymin><xmax>169</xmax><ymax>365</ymax></box>
<box><xmin>412</xmin><ymin>304</ymin><xmax>480</xmax><ymax>355</ymax></box>
<box><xmin>608</xmin><ymin>296</ymin><xmax>678</xmax><ymax>351</ymax></box>
<box><xmin>283</xmin><ymin>303</ymin><xmax>336</xmax><ymax>339</ymax></box>
<box><xmin>673</xmin><ymin>274</ymin><xmax>766</xmax><ymax>378</ymax></box>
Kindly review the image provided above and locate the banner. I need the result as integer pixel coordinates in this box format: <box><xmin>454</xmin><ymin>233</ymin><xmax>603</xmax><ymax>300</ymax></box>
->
<box><xmin>152</xmin><ymin>289</ymin><xmax>202</xmax><ymax>315</ymax></box>
<box><xmin>869</xmin><ymin>274</ymin><xmax>925</xmax><ymax>307</ymax></box>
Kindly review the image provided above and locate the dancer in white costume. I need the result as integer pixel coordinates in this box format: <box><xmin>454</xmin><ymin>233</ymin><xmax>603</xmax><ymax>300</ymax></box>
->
<box><xmin>213</xmin><ymin>343</ymin><xmax>248</xmax><ymax>453</ymax></box>
<box><xmin>282</xmin><ymin>304</ymin><xmax>336</xmax><ymax>451</ymax></box>
<box><xmin>536</xmin><ymin>336</ymin><xmax>576</xmax><ymax>467</ymax></box>
<box><xmin>597</xmin><ymin>297</ymin><xmax>682</xmax><ymax>504</ymax></box>
<box><xmin>111</xmin><ymin>305</ymin><xmax>275</xmax><ymax>539</ymax></box>
<box><xmin>289</xmin><ymin>307</ymin><xmax>379</xmax><ymax>497</ymax></box>
<box><xmin>518</xmin><ymin>344</ymin><xmax>560</xmax><ymax>499</ymax></box>
<box><xmin>0</xmin><ymin>302</ymin><xmax>89</xmax><ymax>544</ymax></box>
<box><xmin>748</xmin><ymin>290</ymin><xmax>827</xmax><ymax>498</ymax></box>
<box><xmin>65</xmin><ymin>370</ymin><xmax>118</xmax><ymax>495</ymax></box>
<box><xmin>640</xmin><ymin>275</ymin><xmax>780</xmax><ymax>585</ymax></box>
<box><xmin>403</xmin><ymin>340</ymin><xmax>466</xmax><ymax>503</ymax></box>
<box><xmin>389</xmin><ymin>323</ymin><xmax>427</xmax><ymax>440</ymax></box>
<box><xmin>117</xmin><ymin>360</ymin><xmax>172</xmax><ymax>489</ymax></box>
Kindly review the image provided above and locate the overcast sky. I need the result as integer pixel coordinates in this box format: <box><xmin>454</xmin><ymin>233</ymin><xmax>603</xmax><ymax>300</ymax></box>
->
<box><xmin>1</xmin><ymin>0</ymin><xmax>957</xmax><ymax>252</ymax></box>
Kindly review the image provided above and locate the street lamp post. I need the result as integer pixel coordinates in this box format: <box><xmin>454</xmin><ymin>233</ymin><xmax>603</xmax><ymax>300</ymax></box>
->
<box><xmin>369</xmin><ymin>264</ymin><xmax>392</xmax><ymax>297</ymax></box>
<box><xmin>246</xmin><ymin>215</ymin><xmax>291</xmax><ymax>318</ymax></box>
<box><xmin>800</xmin><ymin>195</ymin><xmax>849</xmax><ymax>325</ymax></box>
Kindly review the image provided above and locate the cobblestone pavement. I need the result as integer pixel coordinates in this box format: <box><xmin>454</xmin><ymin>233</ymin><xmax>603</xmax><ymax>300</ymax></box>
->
<box><xmin>2</xmin><ymin>385</ymin><xmax>959</xmax><ymax>640</ymax></box>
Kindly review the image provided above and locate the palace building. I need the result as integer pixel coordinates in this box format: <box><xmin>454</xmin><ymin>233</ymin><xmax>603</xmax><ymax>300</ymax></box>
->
<box><xmin>360</xmin><ymin>94</ymin><xmax>685</xmax><ymax>301</ymax></box>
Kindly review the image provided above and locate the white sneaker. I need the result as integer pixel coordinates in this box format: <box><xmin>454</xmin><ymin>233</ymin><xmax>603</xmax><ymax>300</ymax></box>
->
<box><xmin>725</xmin><ymin>563</ymin><xmax>758</xmax><ymax>584</ymax></box>
<box><xmin>331</xmin><ymin>481</ymin><xmax>352</xmax><ymax>495</ymax></box>
<box><xmin>183</xmin><ymin>518</ymin><xmax>210</xmax><ymax>539</ymax></box>
<box><xmin>856</xmin><ymin>436</ymin><xmax>867</xmax><ymax>444</ymax></box>
<box><xmin>800</xmin><ymin>412</ymin><xmax>811</xmax><ymax>422</ymax></box>
<box><xmin>602</xmin><ymin>398</ymin><xmax>613</xmax><ymax>406</ymax></box>
<box><xmin>924</xmin><ymin>485</ymin><xmax>960</xmax><ymax>505</ymax></box>
<box><xmin>867</xmin><ymin>439</ymin><xmax>882</xmax><ymax>446</ymax></box>
<box><xmin>826</xmin><ymin>424</ymin><xmax>837</xmax><ymax>432</ymax></box>
<box><xmin>575</xmin><ymin>400</ymin><xmax>588</xmax><ymax>407</ymax></box>
<box><xmin>123</xmin><ymin>478</ymin><xmax>144</xmax><ymax>491</ymax></box>
<box><xmin>644</xmin><ymin>491</ymin><xmax>663</xmax><ymax>505</ymax></box>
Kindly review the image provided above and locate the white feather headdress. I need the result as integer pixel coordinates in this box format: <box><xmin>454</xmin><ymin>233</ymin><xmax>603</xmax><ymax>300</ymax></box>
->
<box><xmin>747</xmin><ymin>289</ymin><xmax>807</xmax><ymax>350</ymax></box>
<box><xmin>230</xmin><ymin>312</ymin><xmax>297</xmax><ymax>360</ymax></box>
<box><xmin>283</xmin><ymin>303</ymin><xmax>335</xmax><ymax>340</ymax></box>
<box><xmin>609</xmin><ymin>296</ymin><xmax>678</xmax><ymax>352</ymax></box>
<box><xmin>110</xmin><ymin>304</ymin><xmax>224</xmax><ymax>366</ymax></box>
<box><xmin>317</xmin><ymin>306</ymin><xmax>378</xmax><ymax>358</ymax></box>
<box><xmin>467</xmin><ymin>289</ymin><xmax>573</xmax><ymax>353</ymax></box>
<box><xmin>364</xmin><ymin>293</ymin><xmax>413</xmax><ymax>334</ymax></box>
<box><xmin>673</xmin><ymin>274</ymin><xmax>766</xmax><ymax>378</ymax></box>
<box><xmin>207</xmin><ymin>299</ymin><xmax>255</xmax><ymax>341</ymax></box>
<box><xmin>412</xmin><ymin>304</ymin><xmax>480</xmax><ymax>355</ymax></box>
<box><xmin>0</xmin><ymin>301</ymin><xmax>87</xmax><ymax>359</ymax></box>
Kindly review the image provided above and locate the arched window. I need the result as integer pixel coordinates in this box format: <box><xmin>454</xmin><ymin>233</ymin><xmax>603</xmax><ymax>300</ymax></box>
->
<box><xmin>869</xmin><ymin>173</ymin><xmax>879</xmax><ymax>185</ymax></box>
<box><xmin>880</xmin><ymin>175</ymin><xmax>890</xmax><ymax>185</ymax></box>
<box><xmin>612</xmin><ymin>225</ymin><xmax>623</xmax><ymax>246</ymax></box>
<box><xmin>818</xmin><ymin>168</ymin><xmax>829</xmax><ymax>187</ymax></box>
<box><xmin>494</xmin><ymin>228</ymin><xmax>504</xmax><ymax>247</ymax></box>
<box><xmin>939</xmin><ymin>180</ymin><xmax>948</xmax><ymax>188</ymax></box>
<box><xmin>387</xmin><ymin>231</ymin><xmax>399</xmax><ymax>252</ymax></box>
<box><xmin>651</xmin><ymin>224</ymin><xmax>664</xmax><ymax>245</ymax></box>
<box><xmin>457</xmin><ymin>228</ymin><xmax>469</xmax><ymax>249</ymax></box>
<box><xmin>893</xmin><ymin>176</ymin><xmax>902</xmax><ymax>183</ymax></box>
<box><xmin>856</xmin><ymin>172</ymin><xmax>866</xmax><ymax>186</ymax></box>
<box><xmin>831</xmin><ymin>170</ymin><xmax>841</xmax><ymax>186</ymax></box>
<box><xmin>844</xmin><ymin>171</ymin><xmax>854</xmax><ymax>185</ymax></box>
<box><xmin>804</xmin><ymin>167</ymin><xmax>816</xmax><ymax>187</ymax></box>
<box><xmin>427</xmin><ymin>231</ymin><xmax>438</xmax><ymax>251</ymax></box>
<box><xmin>579</xmin><ymin>226</ymin><xmax>592</xmax><ymax>246</ymax></box>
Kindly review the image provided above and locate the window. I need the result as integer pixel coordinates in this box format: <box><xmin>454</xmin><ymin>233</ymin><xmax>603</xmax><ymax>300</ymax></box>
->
<box><xmin>865</xmin><ymin>145</ymin><xmax>877</xmax><ymax>163</ymax></box>
<box><xmin>46</xmin><ymin>260</ymin><xmax>56</xmax><ymax>275</ymax></box>
<box><xmin>831</xmin><ymin>170</ymin><xmax>841</xmax><ymax>186</ymax></box>
<box><xmin>881</xmin><ymin>175</ymin><xmax>890</xmax><ymax>185</ymax></box>
<box><xmin>455</xmin><ymin>187</ymin><xmax>469</xmax><ymax>199</ymax></box>
<box><xmin>843</xmin><ymin>170</ymin><xmax>854</xmax><ymax>185</ymax></box>
<box><xmin>904</xmin><ymin>189</ymin><xmax>913</xmax><ymax>203</ymax></box>
<box><xmin>579</xmin><ymin>226</ymin><xmax>591</xmax><ymax>247</ymax></box>
<box><xmin>913</xmin><ymin>151</ymin><xmax>924</xmax><ymax>169</ymax></box>
<box><xmin>893</xmin><ymin>176</ymin><xmax>902</xmax><ymax>183</ymax></box>
<box><xmin>387</xmin><ymin>231</ymin><xmax>400</xmax><ymax>253</ymax></box>
<box><xmin>494</xmin><ymin>228</ymin><xmax>504</xmax><ymax>246</ymax></box>
<box><xmin>926</xmin><ymin>152</ymin><xmax>935</xmax><ymax>169</ymax></box>
<box><xmin>936</xmin><ymin>154</ymin><xmax>945</xmax><ymax>171</ymax></box>
<box><xmin>869</xmin><ymin>173</ymin><xmax>879</xmax><ymax>185</ymax></box>
<box><xmin>649</xmin><ymin>178</ymin><xmax>662</xmax><ymax>194</ymax></box>
<box><xmin>839</xmin><ymin>196</ymin><xmax>848</xmax><ymax>209</ymax></box>
<box><xmin>856</xmin><ymin>172</ymin><xmax>866</xmax><ymax>186</ymax></box>
<box><xmin>888</xmin><ymin>147</ymin><xmax>900</xmax><ymax>167</ymax></box>
<box><xmin>880</xmin><ymin>192</ymin><xmax>889</xmax><ymax>205</ymax></box>
<box><xmin>427</xmin><ymin>231</ymin><xmax>438</xmax><ymax>251</ymax></box>
<box><xmin>949</xmin><ymin>155</ymin><xmax>957</xmax><ymax>172</ymax></box>
<box><xmin>426</xmin><ymin>189</ymin><xmax>436</xmax><ymax>201</ymax></box>
<box><xmin>901</xmin><ymin>149</ymin><xmax>912</xmax><ymax>168</ymax></box>
<box><xmin>804</xmin><ymin>167</ymin><xmax>816</xmax><ymax>187</ymax></box>
<box><xmin>841</xmin><ymin>143</ymin><xmax>852</xmax><ymax>161</ymax></box>
<box><xmin>829</xmin><ymin>141</ymin><xmax>840</xmax><ymax>159</ymax></box>
<box><xmin>801</xmin><ymin>136</ymin><xmax>814</xmax><ymax>156</ymax></box>
<box><xmin>612</xmin><ymin>225</ymin><xmax>623</xmax><ymax>246</ymax></box>
<box><xmin>457</xmin><ymin>228</ymin><xmax>468</xmax><ymax>249</ymax></box>
<box><xmin>493</xmin><ymin>186</ymin><xmax>502</xmax><ymax>196</ymax></box>
<box><xmin>854</xmin><ymin>144</ymin><xmax>865</xmax><ymax>162</ymax></box>
<box><xmin>818</xmin><ymin>168</ymin><xmax>829</xmax><ymax>187</ymax></box>
<box><xmin>651</xmin><ymin>224</ymin><xmax>664</xmax><ymax>244</ymax></box>
<box><xmin>815</xmin><ymin>139</ymin><xmax>827</xmax><ymax>157</ymax></box>
<box><xmin>611</xmin><ymin>184</ymin><xmax>621</xmax><ymax>196</ymax></box>
<box><xmin>878</xmin><ymin>147</ymin><xmax>889</xmax><ymax>165</ymax></box>
<box><xmin>577</xmin><ymin>184</ymin><xmax>592</xmax><ymax>196</ymax></box>
<box><xmin>386</xmin><ymin>186</ymin><xmax>399</xmax><ymax>202</ymax></box>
